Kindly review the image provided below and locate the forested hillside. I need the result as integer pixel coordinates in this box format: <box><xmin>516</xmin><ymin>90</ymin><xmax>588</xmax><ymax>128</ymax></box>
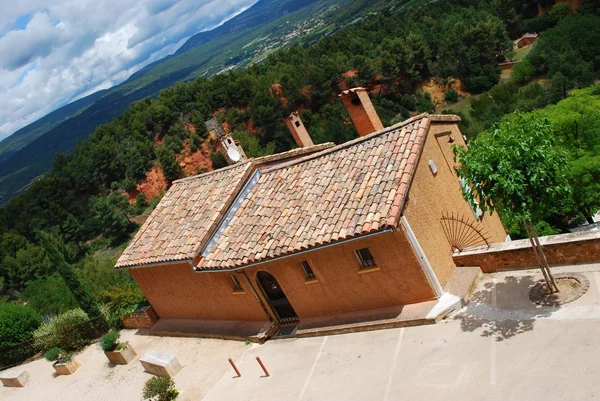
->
<box><xmin>0</xmin><ymin>0</ymin><xmax>393</xmax><ymax>203</ymax></box>
<box><xmin>1</xmin><ymin>0</ymin><xmax>599</xmax><ymax>320</ymax></box>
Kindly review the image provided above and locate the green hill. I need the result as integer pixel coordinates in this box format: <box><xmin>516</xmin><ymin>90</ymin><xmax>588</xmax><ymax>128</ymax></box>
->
<box><xmin>0</xmin><ymin>0</ymin><xmax>394</xmax><ymax>204</ymax></box>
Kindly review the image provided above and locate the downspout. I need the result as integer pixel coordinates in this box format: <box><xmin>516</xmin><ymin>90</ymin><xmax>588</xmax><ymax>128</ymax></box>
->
<box><xmin>400</xmin><ymin>216</ymin><xmax>444</xmax><ymax>298</ymax></box>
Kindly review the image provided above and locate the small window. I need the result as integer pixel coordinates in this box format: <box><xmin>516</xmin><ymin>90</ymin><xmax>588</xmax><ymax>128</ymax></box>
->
<box><xmin>355</xmin><ymin>248</ymin><xmax>376</xmax><ymax>269</ymax></box>
<box><xmin>231</xmin><ymin>275</ymin><xmax>243</xmax><ymax>292</ymax></box>
<box><xmin>295</xmin><ymin>120</ymin><xmax>301</xmax><ymax>128</ymax></box>
<box><xmin>301</xmin><ymin>261</ymin><xmax>316</xmax><ymax>279</ymax></box>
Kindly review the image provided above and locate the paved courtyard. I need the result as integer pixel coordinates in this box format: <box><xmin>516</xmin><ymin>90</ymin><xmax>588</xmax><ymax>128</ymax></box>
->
<box><xmin>3</xmin><ymin>263</ymin><xmax>600</xmax><ymax>401</ymax></box>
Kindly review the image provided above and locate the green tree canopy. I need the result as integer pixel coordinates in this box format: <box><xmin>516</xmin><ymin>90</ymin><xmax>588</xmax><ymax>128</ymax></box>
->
<box><xmin>454</xmin><ymin>112</ymin><xmax>571</xmax><ymax>224</ymax></box>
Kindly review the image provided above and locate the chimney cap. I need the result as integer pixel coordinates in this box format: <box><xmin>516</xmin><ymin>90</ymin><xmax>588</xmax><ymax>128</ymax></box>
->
<box><xmin>287</xmin><ymin>111</ymin><xmax>300</xmax><ymax>120</ymax></box>
<box><xmin>339</xmin><ymin>87</ymin><xmax>368</xmax><ymax>97</ymax></box>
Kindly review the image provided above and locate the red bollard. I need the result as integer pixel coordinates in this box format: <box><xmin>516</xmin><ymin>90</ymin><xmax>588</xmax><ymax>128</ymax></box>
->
<box><xmin>256</xmin><ymin>356</ymin><xmax>270</xmax><ymax>377</ymax></box>
<box><xmin>228</xmin><ymin>358</ymin><xmax>241</xmax><ymax>377</ymax></box>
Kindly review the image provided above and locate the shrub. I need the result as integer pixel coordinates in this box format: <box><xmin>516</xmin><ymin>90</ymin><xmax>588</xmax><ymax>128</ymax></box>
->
<box><xmin>45</xmin><ymin>347</ymin><xmax>61</xmax><ymax>361</ymax></box>
<box><xmin>136</xmin><ymin>193</ymin><xmax>147</xmax><ymax>209</ymax></box>
<box><xmin>210</xmin><ymin>151</ymin><xmax>228</xmax><ymax>169</ymax></box>
<box><xmin>444</xmin><ymin>90</ymin><xmax>459</xmax><ymax>103</ymax></box>
<box><xmin>0</xmin><ymin>303</ymin><xmax>42</xmax><ymax>348</ymax></box>
<box><xmin>511</xmin><ymin>60</ymin><xmax>534</xmax><ymax>85</ymax></box>
<box><xmin>189</xmin><ymin>133</ymin><xmax>203</xmax><ymax>152</ymax></box>
<box><xmin>102</xmin><ymin>282</ymin><xmax>147</xmax><ymax>310</ymax></box>
<box><xmin>100</xmin><ymin>331</ymin><xmax>119</xmax><ymax>352</ymax></box>
<box><xmin>33</xmin><ymin>308</ymin><xmax>89</xmax><ymax>351</ymax></box>
<box><xmin>21</xmin><ymin>273</ymin><xmax>79</xmax><ymax>316</ymax></box>
<box><xmin>143</xmin><ymin>376</ymin><xmax>179</xmax><ymax>401</ymax></box>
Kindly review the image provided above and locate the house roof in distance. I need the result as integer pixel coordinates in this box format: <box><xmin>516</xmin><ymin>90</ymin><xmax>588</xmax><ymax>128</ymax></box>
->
<box><xmin>198</xmin><ymin>113</ymin><xmax>444</xmax><ymax>270</ymax></box>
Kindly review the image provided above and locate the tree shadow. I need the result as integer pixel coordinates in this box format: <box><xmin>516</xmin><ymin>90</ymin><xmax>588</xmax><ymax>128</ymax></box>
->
<box><xmin>455</xmin><ymin>275</ymin><xmax>557</xmax><ymax>341</ymax></box>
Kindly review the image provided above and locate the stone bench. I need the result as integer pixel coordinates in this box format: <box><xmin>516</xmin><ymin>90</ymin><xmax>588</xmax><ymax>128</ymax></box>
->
<box><xmin>140</xmin><ymin>352</ymin><xmax>181</xmax><ymax>377</ymax></box>
<box><xmin>0</xmin><ymin>369</ymin><xmax>29</xmax><ymax>387</ymax></box>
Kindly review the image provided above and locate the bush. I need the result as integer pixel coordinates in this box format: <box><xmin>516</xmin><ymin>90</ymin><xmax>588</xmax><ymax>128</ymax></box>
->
<box><xmin>511</xmin><ymin>60</ymin><xmax>534</xmax><ymax>85</ymax></box>
<box><xmin>0</xmin><ymin>303</ymin><xmax>41</xmax><ymax>348</ymax></box>
<box><xmin>135</xmin><ymin>193</ymin><xmax>147</xmax><ymax>208</ymax></box>
<box><xmin>33</xmin><ymin>308</ymin><xmax>89</xmax><ymax>351</ymax></box>
<box><xmin>444</xmin><ymin>90</ymin><xmax>459</xmax><ymax>103</ymax></box>
<box><xmin>100</xmin><ymin>331</ymin><xmax>119</xmax><ymax>352</ymax></box>
<box><xmin>21</xmin><ymin>273</ymin><xmax>79</xmax><ymax>316</ymax></box>
<box><xmin>210</xmin><ymin>151</ymin><xmax>228</xmax><ymax>169</ymax></box>
<box><xmin>143</xmin><ymin>376</ymin><xmax>179</xmax><ymax>401</ymax></box>
<box><xmin>102</xmin><ymin>282</ymin><xmax>147</xmax><ymax>310</ymax></box>
<box><xmin>45</xmin><ymin>347</ymin><xmax>61</xmax><ymax>361</ymax></box>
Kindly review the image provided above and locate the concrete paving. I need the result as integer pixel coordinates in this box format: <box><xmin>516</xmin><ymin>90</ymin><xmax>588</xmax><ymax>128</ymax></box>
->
<box><xmin>3</xmin><ymin>263</ymin><xmax>600</xmax><ymax>401</ymax></box>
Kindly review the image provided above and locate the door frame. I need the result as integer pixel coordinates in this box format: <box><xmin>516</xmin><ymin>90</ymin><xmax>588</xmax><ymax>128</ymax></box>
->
<box><xmin>255</xmin><ymin>270</ymin><xmax>299</xmax><ymax>326</ymax></box>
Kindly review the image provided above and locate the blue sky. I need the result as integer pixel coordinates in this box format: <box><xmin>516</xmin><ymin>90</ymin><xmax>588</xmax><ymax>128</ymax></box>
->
<box><xmin>0</xmin><ymin>0</ymin><xmax>257</xmax><ymax>141</ymax></box>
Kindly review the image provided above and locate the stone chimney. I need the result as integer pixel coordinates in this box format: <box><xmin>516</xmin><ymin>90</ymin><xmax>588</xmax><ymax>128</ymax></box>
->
<box><xmin>285</xmin><ymin>112</ymin><xmax>314</xmax><ymax>148</ymax></box>
<box><xmin>339</xmin><ymin>87</ymin><xmax>383</xmax><ymax>137</ymax></box>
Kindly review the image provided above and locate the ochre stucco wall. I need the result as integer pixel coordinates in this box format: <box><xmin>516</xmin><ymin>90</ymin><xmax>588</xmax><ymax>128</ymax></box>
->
<box><xmin>244</xmin><ymin>230</ymin><xmax>436</xmax><ymax>320</ymax></box>
<box><xmin>130</xmin><ymin>262</ymin><xmax>269</xmax><ymax>321</ymax></box>
<box><xmin>403</xmin><ymin>122</ymin><xmax>506</xmax><ymax>287</ymax></box>
<box><xmin>131</xmin><ymin>230</ymin><xmax>435</xmax><ymax>323</ymax></box>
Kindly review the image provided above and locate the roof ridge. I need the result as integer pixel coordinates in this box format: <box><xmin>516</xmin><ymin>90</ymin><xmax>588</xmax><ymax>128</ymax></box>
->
<box><xmin>262</xmin><ymin>113</ymin><xmax>431</xmax><ymax>174</ymax></box>
<box><xmin>172</xmin><ymin>160</ymin><xmax>253</xmax><ymax>184</ymax></box>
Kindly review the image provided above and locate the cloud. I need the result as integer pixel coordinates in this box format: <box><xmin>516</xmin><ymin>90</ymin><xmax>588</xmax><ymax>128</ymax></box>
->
<box><xmin>0</xmin><ymin>0</ymin><xmax>257</xmax><ymax>141</ymax></box>
<box><xmin>0</xmin><ymin>12</ymin><xmax>62</xmax><ymax>71</ymax></box>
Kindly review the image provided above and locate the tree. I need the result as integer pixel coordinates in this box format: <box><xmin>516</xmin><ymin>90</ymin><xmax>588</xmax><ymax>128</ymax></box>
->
<box><xmin>567</xmin><ymin>156</ymin><xmax>600</xmax><ymax>224</ymax></box>
<box><xmin>210</xmin><ymin>152</ymin><xmax>229</xmax><ymax>170</ymax></box>
<box><xmin>156</xmin><ymin>146</ymin><xmax>183</xmax><ymax>186</ymax></box>
<box><xmin>21</xmin><ymin>274</ymin><xmax>79</xmax><ymax>316</ymax></box>
<box><xmin>454</xmin><ymin>113</ymin><xmax>571</xmax><ymax>293</ymax></box>
<box><xmin>510</xmin><ymin>60</ymin><xmax>534</xmax><ymax>85</ymax></box>
<box><xmin>37</xmin><ymin>232</ymin><xmax>106</xmax><ymax>322</ymax></box>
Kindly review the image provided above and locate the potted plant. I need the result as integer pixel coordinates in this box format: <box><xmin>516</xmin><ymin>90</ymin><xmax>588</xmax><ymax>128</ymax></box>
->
<box><xmin>45</xmin><ymin>347</ymin><xmax>80</xmax><ymax>375</ymax></box>
<box><xmin>143</xmin><ymin>376</ymin><xmax>182</xmax><ymax>401</ymax></box>
<box><xmin>100</xmin><ymin>331</ymin><xmax>137</xmax><ymax>365</ymax></box>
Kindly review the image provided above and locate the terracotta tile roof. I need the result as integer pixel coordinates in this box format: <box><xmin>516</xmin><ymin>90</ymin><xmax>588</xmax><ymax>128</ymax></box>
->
<box><xmin>115</xmin><ymin>162</ymin><xmax>254</xmax><ymax>268</ymax></box>
<box><xmin>198</xmin><ymin>114</ymin><xmax>433</xmax><ymax>270</ymax></box>
<box><xmin>253</xmin><ymin>143</ymin><xmax>335</xmax><ymax>165</ymax></box>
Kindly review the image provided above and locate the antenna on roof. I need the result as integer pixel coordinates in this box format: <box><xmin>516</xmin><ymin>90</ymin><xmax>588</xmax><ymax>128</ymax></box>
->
<box><xmin>204</xmin><ymin>116</ymin><xmax>247</xmax><ymax>164</ymax></box>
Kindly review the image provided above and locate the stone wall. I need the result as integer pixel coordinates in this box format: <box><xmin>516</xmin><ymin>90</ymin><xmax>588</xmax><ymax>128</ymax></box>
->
<box><xmin>453</xmin><ymin>230</ymin><xmax>600</xmax><ymax>273</ymax></box>
<box><xmin>121</xmin><ymin>305</ymin><xmax>159</xmax><ymax>329</ymax></box>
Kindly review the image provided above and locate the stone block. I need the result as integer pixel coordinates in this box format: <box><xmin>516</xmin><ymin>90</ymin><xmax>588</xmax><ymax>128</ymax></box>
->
<box><xmin>140</xmin><ymin>352</ymin><xmax>181</xmax><ymax>377</ymax></box>
<box><xmin>0</xmin><ymin>369</ymin><xmax>29</xmax><ymax>387</ymax></box>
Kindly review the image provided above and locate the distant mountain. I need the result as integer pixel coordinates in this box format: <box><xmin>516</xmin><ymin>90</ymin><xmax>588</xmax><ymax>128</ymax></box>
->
<box><xmin>0</xmin><ymin>89</ymin><xmax>107</xmax><ymax>165</ymax></box>
<box><xmin>0</xmin><ymin>0</ymin><xmax>392</xmax><ymax>203</ymax></box>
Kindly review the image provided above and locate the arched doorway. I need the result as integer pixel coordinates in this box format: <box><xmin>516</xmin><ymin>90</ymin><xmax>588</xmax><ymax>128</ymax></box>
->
<box><xmin>256</xmin><ymin>271</ymin><xmax>299</xmax><ymax>326</ymax></box>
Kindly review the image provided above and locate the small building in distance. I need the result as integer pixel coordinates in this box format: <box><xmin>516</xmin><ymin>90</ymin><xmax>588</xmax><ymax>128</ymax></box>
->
<box><xmin>115</xmin><ymin>89</ymin><xmax>506</xmax><ymax>340</ymax></box>
<box><xmin>513</xmin><ymin>33</ymin><xmax>538</xmax><ymax>50</ymax></box>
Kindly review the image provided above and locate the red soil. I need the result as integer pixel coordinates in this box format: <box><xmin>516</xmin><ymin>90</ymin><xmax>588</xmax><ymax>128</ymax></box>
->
<box><xmin>136</xmin><ymin>167</ymin><xmax>167</xmax><ymax>201</ymax></box>
<box><xmin>270</xmin><ymin>83</ymin><xmax>289</xmax><ymax>108</ymax></box>
<box><xmin>179</xmin><ymin>142</ymin><xmax>213</xmax><ymax>176</ymax></box>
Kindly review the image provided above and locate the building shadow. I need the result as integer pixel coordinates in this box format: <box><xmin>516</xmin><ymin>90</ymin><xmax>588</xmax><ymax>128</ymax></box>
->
<box><xmin>455</xmin><ymin>275</ymin><xmax>557</xmax><ymax>341</ymax></box>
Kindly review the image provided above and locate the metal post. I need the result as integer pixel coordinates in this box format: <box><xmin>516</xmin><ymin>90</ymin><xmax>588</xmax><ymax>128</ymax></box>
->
<box><xmin>256</xmin><ymin>357</ymin><xmax>270</xmax><ymax>377</ymax></box>
<box><xmin>228</xmin><ymin>358</ymin><xmax>241</xmax><ymax>377</ymax></box>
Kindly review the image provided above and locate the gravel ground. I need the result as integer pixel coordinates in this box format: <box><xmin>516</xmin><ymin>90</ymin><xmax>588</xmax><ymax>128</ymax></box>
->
<box><xmin>0</xmin><ymin>330</ymin><xmax>248</xmax><ymax>401</ymax></box>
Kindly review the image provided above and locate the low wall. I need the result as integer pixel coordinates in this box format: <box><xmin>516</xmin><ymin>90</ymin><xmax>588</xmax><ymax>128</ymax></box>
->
<box><xmin>121</xmin><ymin>305</ymin><xmax>158</xmax><ymax>329</ymax></box>
<box><xmin>453</xmin><ymin>230</ymin><xmax>600</xmax><ymax>273</ymax></box>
